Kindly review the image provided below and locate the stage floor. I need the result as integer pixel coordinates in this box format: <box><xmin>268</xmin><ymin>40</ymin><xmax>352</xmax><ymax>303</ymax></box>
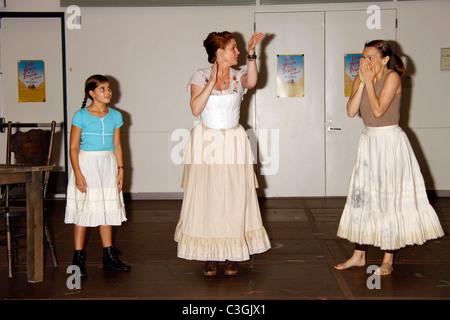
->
<box><xmin>1</xmin><ymin>197</ymin><xmax>449</xmax><ymax>302</ymax></box>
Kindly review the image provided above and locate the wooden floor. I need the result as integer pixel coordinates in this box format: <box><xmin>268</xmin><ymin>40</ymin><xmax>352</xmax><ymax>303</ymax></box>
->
<box><xmin>1</xmin><ymin>197</ymin><xmax>449</xmax><ymax>306</ymax></box>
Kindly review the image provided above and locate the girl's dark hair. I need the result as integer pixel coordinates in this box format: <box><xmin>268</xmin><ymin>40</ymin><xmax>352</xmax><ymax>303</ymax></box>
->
<box><xmin>203</xmin><ymin>31</ymin><xmax>235</xmax><ymax>64</ymax></box>
<box><xmin>81</xmin><ymin>74</ymin><xmax>110</xmax><ymax>108</ymax></box>
<box><xmin>364</xmin><ymin>40</ymin><xmax>405</xmax><ymax>75</ymax></box>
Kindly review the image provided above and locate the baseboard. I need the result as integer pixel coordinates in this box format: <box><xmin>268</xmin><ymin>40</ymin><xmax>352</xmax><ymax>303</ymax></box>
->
<box><xmin>47</xmin><ymin>190</ymin><xmax>450</xmax><ymax>200</ymax></box>
<box><xmin>123</xmin><ymin>192</ymin><xmax>184</xmax><ymax>200</ymax></box>
<box><xmin>427</xmin><ymin>190</ymin><xmax>450</xmax><ymax>197</ymax></box>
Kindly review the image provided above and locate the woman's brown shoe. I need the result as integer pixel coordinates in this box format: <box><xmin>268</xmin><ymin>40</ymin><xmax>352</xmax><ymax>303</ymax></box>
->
<box><xmin>224</xmin><ymin>260</ymin><xmax>238</xmax><ymax>276</ymax></box>
<box><xmin>203</xmin><ymin>261</ymin><xmax>218</xmax><ymax>277</ymax></box>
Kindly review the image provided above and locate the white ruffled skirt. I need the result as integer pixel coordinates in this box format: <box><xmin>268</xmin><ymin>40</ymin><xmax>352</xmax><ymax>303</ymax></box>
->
<box><xmin>174</xmin><ymin>123</ymin><xmax>271</xmax><ymax>261</ymax></box>
<box><xmin>65</xmin><ymin>150</ymin><xmax>126</xmax><ymax>227</ymax></box>
<box><xmin>337</xmin><ymin>125</ymin><xmax>444</xmax><ymax>250</ymax></box>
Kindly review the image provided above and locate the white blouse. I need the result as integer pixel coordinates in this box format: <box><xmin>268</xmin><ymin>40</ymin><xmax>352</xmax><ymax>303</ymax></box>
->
<box><xmin>187</xmin><ymin>67</ymin><xmax>248</xmax><ymax>129</ymax></box>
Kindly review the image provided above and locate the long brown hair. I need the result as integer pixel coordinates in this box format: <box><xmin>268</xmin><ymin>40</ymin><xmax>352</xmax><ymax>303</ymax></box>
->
<box><xmin>364</xmin><ymin>40</ymin><xmax>405</xmax><ymax>75</ymax></box>
<box><xmin>81</xmin><ymin>74</ymin><xmax>110</xmax><ymax>108</ymax></box>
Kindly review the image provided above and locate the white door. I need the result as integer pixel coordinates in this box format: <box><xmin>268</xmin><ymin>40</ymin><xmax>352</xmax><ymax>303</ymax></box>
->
<box><xmin>254</xmin><ymin>11</ymin><xmax>325</xmax><ymax>197</ymax></box>
<box><xmin>325</xmin><ymin>9</ymin><xmax>397</xmax><ymax>195</ymax></box>
<box><xmin>254</xmin><ymin>9</ymin><xmax>397</xmax><ymax>197</ymax></box>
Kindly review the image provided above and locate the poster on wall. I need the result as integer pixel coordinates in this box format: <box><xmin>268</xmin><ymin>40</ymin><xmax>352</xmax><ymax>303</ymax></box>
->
<box><xmin>17</xmin><ymin>60</ymin><xmax>46</xmax><ymax>102</ymax></box>
<box><xmin>441</xmin><ymin>48</ymin><xmax>450</xmax><ymax>71</ymax></box>
<box><xmin>344</xmin><ymin>53</ymin><xmax>363</xmax><ymax>97</ymax></box>
<box><xmin>277</xmin><ymin>54</ymin><xmax>304</xmax><ymax>98</ymax></box>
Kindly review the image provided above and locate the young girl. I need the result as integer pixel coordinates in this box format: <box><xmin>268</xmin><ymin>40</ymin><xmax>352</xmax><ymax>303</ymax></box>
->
<box><xmin>65</xmin><ymin>74</ymin><xmax>130</xmax><ymax>277</ymax></box>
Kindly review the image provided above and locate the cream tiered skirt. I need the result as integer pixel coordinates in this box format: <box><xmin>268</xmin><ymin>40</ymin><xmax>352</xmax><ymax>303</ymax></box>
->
<box><xmin>337</xmin><ymin>125</ymin><xmax>444</xmax><ymax>250</ymax></box>
<box><xmin>174</xmin><ymin>123</ymin><xmax>271</xmax><ymax>261</ymax></box>
<box><xmin>65</xmin><ymin>150</ymin><xmax>126</xmax><ymax>227</ymax></box>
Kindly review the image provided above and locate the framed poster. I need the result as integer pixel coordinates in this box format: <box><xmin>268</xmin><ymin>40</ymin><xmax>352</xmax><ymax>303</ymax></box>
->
<box><xmin>17</xmin><ymin>60</ymin><xmax>46</xmax><ymax>102</ymax></box>
<box><xmin>344</xmin><ymin>53</ymin><xmax>363</xmax><ymax>97</ymax></box>
<box><xmin>441</xmin><ymin>48</ymin><xmax>450</xmax><ymax>71</ymax></box>
<box><xmin>277</xmin><ymin>54</ymin><xmax>304</xmax><ymax>98</ymax></box>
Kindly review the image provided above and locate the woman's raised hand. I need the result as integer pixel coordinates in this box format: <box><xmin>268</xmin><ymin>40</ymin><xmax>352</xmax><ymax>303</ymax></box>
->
<box><xmin>248</xmin><ymin>32</ymin><xmax>264</xmax><ymax>54</ymax></box>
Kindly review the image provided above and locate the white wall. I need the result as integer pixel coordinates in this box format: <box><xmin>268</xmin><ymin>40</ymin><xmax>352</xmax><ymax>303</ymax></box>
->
<box><xmin>396</xmin><ymin>1</ymin><xmax>450</xmax><ymax>194</ymax></box>
<box><xmin>64</xmin><ymin>6</ymin><xmax>256</xmax><ymax>197</ymax></box>
<box><xmin>1</xmin><ymin>0</ymin><xmax>449</xmax><ymax>197</ymax></box>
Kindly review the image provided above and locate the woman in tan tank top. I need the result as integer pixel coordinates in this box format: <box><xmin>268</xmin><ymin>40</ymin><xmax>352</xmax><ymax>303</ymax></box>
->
<box><xmin>335</xmin><ymin>40</ymin><xmax>444</xmax><ymax>276</ymax></box>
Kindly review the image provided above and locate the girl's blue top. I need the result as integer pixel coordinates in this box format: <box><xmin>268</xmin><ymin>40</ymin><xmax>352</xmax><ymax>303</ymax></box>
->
<box><xmin>71</xmin><ymin>107</ymin><xmax>123</xmax><ymax>151</ymax></box>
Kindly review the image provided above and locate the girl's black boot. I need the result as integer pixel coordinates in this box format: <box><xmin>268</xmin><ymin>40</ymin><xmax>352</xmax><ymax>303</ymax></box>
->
<box><xmin>72</xmin><ymin>250</ymin><xmax>88</xmax><ymax>278</ymax></box>
<box><xmin>103</xmin><ymin>246</ymin><xmax>131</xmax><ymax>271</ymax></box>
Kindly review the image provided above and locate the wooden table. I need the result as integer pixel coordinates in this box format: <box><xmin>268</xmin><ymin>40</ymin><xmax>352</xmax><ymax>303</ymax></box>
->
<box><xmin>0</xmin><ymin>164</ymin><xmax>53</xmax><ymax>283</ymax></box>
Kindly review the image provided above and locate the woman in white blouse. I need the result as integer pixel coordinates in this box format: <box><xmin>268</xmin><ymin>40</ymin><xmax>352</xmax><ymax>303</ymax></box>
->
<box><xmin>174</xmin><ymin>31</ymin><xmax>271</xmax><ymax>277</ymax></box>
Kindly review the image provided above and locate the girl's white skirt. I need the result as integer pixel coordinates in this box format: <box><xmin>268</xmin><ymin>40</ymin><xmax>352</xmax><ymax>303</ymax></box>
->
<box><xmin>65</xmin><ymin>150</ymin><xmax>126</xmax><ymax>227</ymax></box>
<box><xmin>174</xmin><ymin>123</ymin><xmax>271</xmax><ymax>261</ymax></box>
<box><xmin>337</xmin><ymin>125</ymin><xmax>444</xmax><ymax>250</ymax></box>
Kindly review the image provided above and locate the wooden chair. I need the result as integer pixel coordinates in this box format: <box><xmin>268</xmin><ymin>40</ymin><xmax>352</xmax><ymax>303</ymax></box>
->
<box><xmin>0</xmin><ymin>121</ymin><xmax>58</xmax><ymax>278</ymax></box>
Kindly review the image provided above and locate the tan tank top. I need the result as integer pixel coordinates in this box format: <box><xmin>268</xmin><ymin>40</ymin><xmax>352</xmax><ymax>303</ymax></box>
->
<box><xmin>360</xmin><ymin>69</ymin><xmax>401</xmax><ymax>127</ymax></box>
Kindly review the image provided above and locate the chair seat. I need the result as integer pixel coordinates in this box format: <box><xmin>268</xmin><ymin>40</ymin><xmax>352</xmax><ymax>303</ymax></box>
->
<box><xmin>0</xmin><ymin>206</ymin><xmax>27</xmax><ymax>217</ymax></box>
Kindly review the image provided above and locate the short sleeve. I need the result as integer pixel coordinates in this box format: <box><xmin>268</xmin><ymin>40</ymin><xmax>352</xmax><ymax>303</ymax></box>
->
<box><xmin>233</xmin><ymin>68</ymin><xmax>248</xmax><ymax>95</ymax></box>
<box><xmin>71</xmin><ymin>109</ymin><xmax>83</xmax><ymax>128</ymax></box>
<box><xmin>114</xmin><ymin>109</ymin><xmax>124</xmax><ymax>129</ymax></box>
<box><xmin>236</xmin><ymin>68</ymin><xmax>247</xmax><ymax>80</ymax></box>
<box><xmin>187</xmin><ymin>68</ymin><xmax>210</xmax><ymax>93</ymax></box>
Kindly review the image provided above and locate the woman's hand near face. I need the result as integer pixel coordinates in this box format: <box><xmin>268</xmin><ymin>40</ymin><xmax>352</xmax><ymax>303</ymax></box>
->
<box><xmin>358</xmin><ymin>58</ymin><xmax>365</xmax><ymax>83</ymax></box>
<box><xmin>360</xmin><ymin>58</ymin><xmax>375</xmax><ymax>84</ymax></box>
<box><xmin>190</xmin><ymin>63</ymin><xmax>217</xmax><ymax>117</ymax></box>
<box><xmin>210</xmin><ymin>61</ymin><xmax>218</xmax><ymax>85</ymax></box>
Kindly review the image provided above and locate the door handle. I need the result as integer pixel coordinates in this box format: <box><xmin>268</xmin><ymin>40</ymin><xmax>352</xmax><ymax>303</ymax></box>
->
<box><xmin>325</xmin><ymin>120</ymin><xmax>341</xmax><ymax>131</ymax></box>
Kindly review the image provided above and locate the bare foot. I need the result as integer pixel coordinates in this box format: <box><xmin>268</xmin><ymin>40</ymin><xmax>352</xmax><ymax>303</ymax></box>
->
<box><xmin>374</xmin><ymin>263</ymin><xmax>393</xmax><ymax>276</ymax></box>
<box><xmin>334</xmin><ymin>251</ymin><xmax>366</xmax><ymax>270</ymax></box>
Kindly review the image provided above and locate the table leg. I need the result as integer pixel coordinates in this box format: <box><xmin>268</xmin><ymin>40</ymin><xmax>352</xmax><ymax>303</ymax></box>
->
<box><xmin>26</xmin><ymin>170</ymin><xmax>44</xmax><ymax>283</ymax></box>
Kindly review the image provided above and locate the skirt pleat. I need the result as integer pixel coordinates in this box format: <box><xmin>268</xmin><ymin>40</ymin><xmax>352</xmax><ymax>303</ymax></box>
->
<box><xmin>65</xmin><ymin>150</ymin><xmax>126</xmax><ymax>227</ymax></box>
<box><xmin>337</xmin><ymin>125</ymin><xmax>444</xmax><ymax>250</ymax></box>
<box><xmin>175</xmin><ymin>123</ymin><xmax>271</xmax><ymax>261</ymax></box>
